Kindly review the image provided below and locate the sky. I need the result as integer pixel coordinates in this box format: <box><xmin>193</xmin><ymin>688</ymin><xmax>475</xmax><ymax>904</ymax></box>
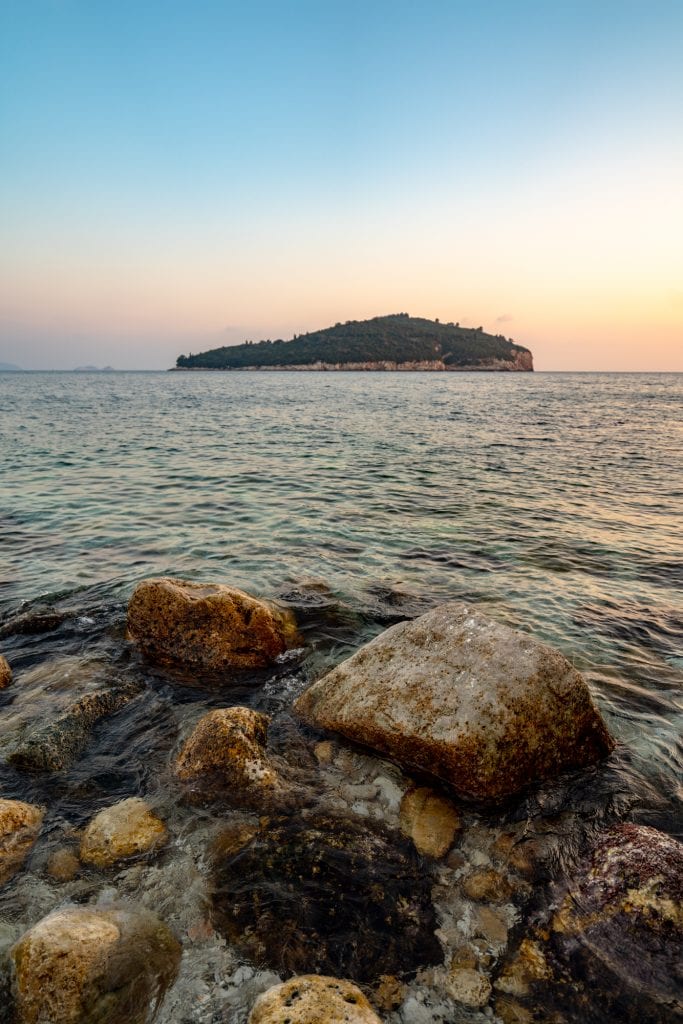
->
<box><xmin>1</xmin><ymin>0</ymin><xmax>682</xmax><ymax>370</ymax></box>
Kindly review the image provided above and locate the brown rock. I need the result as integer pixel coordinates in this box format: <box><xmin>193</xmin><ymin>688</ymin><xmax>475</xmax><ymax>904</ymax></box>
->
<box><xmin>174</xmin><ymin>707</ymin><xmax>281</xmax><ymax>800</ymax></box>
<box><xmin>314</xmin><ymin>739</ymin><xmax>335</xmax><ymax>764</ymax></box>
<box><xmin>446</xmin><ymin>968</ymin><xmax>492</xmax><ymax>1008</ymax></box>
<box><xmin>473</xmin><ymin>906</ymin><xmax>509</xmax><ymax>947</ymax></box>
<box><xmin>463</xmin><ymin>868</ymin><xmax>513</xmax><ymax>903</ymax></box>
<box><xmin>495</xmin><ymin>996</ymin><xmax>534</xmax><ymax>1024</ymax></box>
<box><xmin>294</xmin><ymin>602</ymin><xmax>614</xmax><ymax>801</ymax></box>
<box><xmin>11</xmin><ymin>905</ymin><xmax>181</xmax><ymax>1024</ymax></box>
<box><xmin>127</xmin><ymin>577</ymin><xmax>299</xmax><ymax>671</ymax></box>
<box><xmin>495</xmin><ymin>939</ymin><xmax>551</xmax><ymax>997</ymax></box>
<box><xmin>399</xmin><ymin>786</ymin><xmax>461</xmax><ymax>858</ymax></box>
<box><xmin>0</xmin><ymin>653</ymin><xmax>12</xmax><ymax>688</ymax></box>
<box><xmin>79</xmin><ymin>798</ymin><xmax>167</xmax><ymax>868</ymax></box>
<box><xmin>372</xmin><ymin>974</ymin><xmax>406</xmax><ymax>1012</ymax></box>
<box><xmin>0</xmin><ymin>798</ymin><xmax>44</xmax><ymax>885</ymax></box>
<box><xmin>46</xmin><ymin>848</ymin><xmax>80</xmax><ymax>882</ymax></box>
<box><xmin>248</xmin><ymin>975</ymin><xmax>382</xmax><ymax>1023</ymax></box>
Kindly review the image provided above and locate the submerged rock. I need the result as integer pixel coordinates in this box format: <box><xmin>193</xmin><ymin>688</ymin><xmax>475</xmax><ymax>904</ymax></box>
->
<box><xmin>174</xmin><ymin>707</ymin><xmax>283</xmax><ymax>803</ymax></box>
<box><xmin>11</xmin><ymin>905</ymin><xmax>181</xmax><ymax>1024</ymax></box>
<box><xmin>0</xmin><ymin>607</ymin><xmax>66</xmax><ymax>639</ymax></box>
<box><xmin>8</xmin><ymin>683</ymin><xmax>141</xmax><ymax>772</ymax></box>
<box><xmin>0</xmin><ymin>799</ymin><xmax>44</xmax><ymax>885</ymax></box>
<box><xmin>399</xmin><ymin>785</ymin><xmax>461</xmax><ymax>858</ymax></box>
<box><xmin>249</xmin><ymin>975</ymin><xmax>382</xmax><ymax>1023</ymax></box>
<box><xmin>210</xmin><ymin>811</ymin><xmax>442</xmax><ymax>983</ymax></box>
<box><xmin>0</xmin><ymin>654</ymin><xmax>11</xmax><ymax>688</ymax></box>
<box><xmin>127</xmin><ymin>577</ymin><xmax>299</xmax><ymax>671</ymax></box>
<box><xmin>80</xmin><ymin>797</ymin><xmax>168</xmax><ymax>868</ymax></box>
<box><xmin>294</xmin><ymin>601</ymin><xmax>614</xmax><ymax>801</ymax></box>
<box><xmin>543</xmin><ymin>823</ymin><xmax>683</xmax><ymax>1022</ymax></box>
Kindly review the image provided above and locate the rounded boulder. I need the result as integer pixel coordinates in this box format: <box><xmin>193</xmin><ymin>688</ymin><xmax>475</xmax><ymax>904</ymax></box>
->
<box><xmin>249</xmin><ymin>975</ymin><xmax>382</xmax><ymax>1023</ymax></box>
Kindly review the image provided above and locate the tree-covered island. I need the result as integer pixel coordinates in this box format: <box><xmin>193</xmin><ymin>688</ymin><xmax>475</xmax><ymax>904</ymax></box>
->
<box><xmin>174</xmin><ymin>314</ymin><xmax>533</xmax><ymax>371</ymax></box>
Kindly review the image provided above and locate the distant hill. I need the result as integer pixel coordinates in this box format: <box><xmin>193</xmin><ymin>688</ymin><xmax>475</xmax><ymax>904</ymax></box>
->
<box><xmin>0</xmin><ymin>361</ymin><xmax>22</xmax><ymax>371</ymax></box>
<box><xmin>174</xmin><ymin>315</ymin><xmax>533</xmax><ymax>371</ymax></box>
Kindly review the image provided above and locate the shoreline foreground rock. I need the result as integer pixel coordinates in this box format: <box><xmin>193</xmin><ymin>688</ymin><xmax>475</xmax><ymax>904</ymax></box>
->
<box><xmin>10</xmin><ymin>905</ymin><xmax>181</xmax><ymax>1024</ymax></box>
<box><xmin>127</xmin><ymin>577</ymin><xmax>299</xmax><ymax>671</ymax></box>
<box><xmin>0</xmin><ymin>653</ymin><xmax>12</xmax><ymax>688</ymax></box>
<box><xmin>294</xmin><ymin>602</ymin><xmax>614</xmax><ymax>801</ymax></box>
<box><xmin>249</xmin><ymin>975</ymin><xmax>382</xmax><ymax>1023</ymax></box>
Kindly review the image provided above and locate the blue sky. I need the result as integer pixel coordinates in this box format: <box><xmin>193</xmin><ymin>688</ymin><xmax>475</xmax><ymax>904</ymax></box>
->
<box><xmin>1</xmin><ymin>1</ymin><xmax>682</xmax><ymax>368</ymax></box>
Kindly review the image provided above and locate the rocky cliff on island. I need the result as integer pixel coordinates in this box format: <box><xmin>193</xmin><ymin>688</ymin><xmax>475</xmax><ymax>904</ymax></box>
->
<box><xmin>174</xmin><ymin>314</ymin><xmax>534</xmax><ymax>371</ymax></box>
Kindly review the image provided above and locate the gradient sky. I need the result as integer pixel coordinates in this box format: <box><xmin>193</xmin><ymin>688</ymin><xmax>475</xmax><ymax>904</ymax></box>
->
<box><xmin>1</xmin><ymin>1</ymin><xmax>682</xmax><ymax>370</ymax></box>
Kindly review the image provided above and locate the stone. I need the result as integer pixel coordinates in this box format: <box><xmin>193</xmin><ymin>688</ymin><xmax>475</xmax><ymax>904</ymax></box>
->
<box><xmin>544</xmin><ymin>823</ymin><xmax>683</xmax><ymax>1022</ymax></box>
<box><xmin>174</xmin><ymin>707</ymin><xmax>282</xmax><ymax>802</ymax></box>
<box><xmin>0</xmin><ymin>654</ymin><xmax>12</xmax><ymax>688</ymax></box>
<box><xmin>495</xmin><ymin>996</ymin><xmax>534</xmax><ymax>1024</ymax></box>
<box><xmin>294</xmin><ymin>602</ymin><xmax>614</xmax><ymax>801</ymax></box>
<box><xmin>473</xmin><ymin>906</ymin><xmax>509</xmax><ymax>947</ymax></box>
<box><xmin>210</xmin><ymin>811</ymin><xmax>441</xmax><ymax>983</ymax></box>
<box><xmin>0</xmin><ymin>799</ymin><xmax>44</xmax><ymax>885</ymax></box>
<box><xmin>10</xmin><ymin>905</ymin><xmax>181</xmax><ymax>1024</ymax></box>
<box><xmin>0</xmin><ymin>607</ymin><xmax>66</xmax><ymax>639</ymax></box>
<box><xmin>46</xmin><ymin>848</ymin><xmax>80</xmax><ymax>882</ymax></box>
<box><xmin>463</xmin><ymin>868</ymin><xmax>513</xmax><ymax>903</ymax></box>
<box><xmin>249</xmin><ymin>975</ymin><xmax>382</xmax><ymax>1023</ymax></box>
<box><xmin>446</xmin><ymin>968</ymin><xmax>492</xmax><ymax>1008</ymax></box>
<box><xmin>399</xmin><ymin>786</ymin><xmax>461</xmax><ymax>858</ymax></box>
<box><xmin>495</xmin><ymin>940</ymin><xmax>551</xmax><ymax>997</ymax></box>
<box><xmin>127</xmin><ymin>577</ymin><xmax>299</xmax><ymax>671</ymax></box>
<box><xmin>80</xmin><ymin>798</ymin><xmax>167</xmax><ymax>868</ymax></box>
<box><xmin>372</xmin><ymin>974</ymin><xmax>406</xmax><ymax>1012</ymax></box>
<box><xmin>314</xmin><ymin>739</ymin><xmax>335</xmax><ymax>763</ymax></box>
<box><xmin>8</xmin><ymin>683</ymin><xmax>141</xmax><ymax>772</ymax></box>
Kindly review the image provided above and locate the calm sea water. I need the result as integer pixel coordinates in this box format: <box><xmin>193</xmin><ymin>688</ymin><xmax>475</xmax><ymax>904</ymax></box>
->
<box><xmin>0</xmin><ymin>369</ymin><xmax>681</xmax><ymax>1021</ymax></box>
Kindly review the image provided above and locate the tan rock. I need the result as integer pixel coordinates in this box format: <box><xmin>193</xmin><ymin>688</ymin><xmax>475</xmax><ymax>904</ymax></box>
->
<box><xmin>0</xmin><ymin>798</ymin><xmax>44</xmax><ymax>885</ymax></box>
<box><xmin>249</xmin><ymin>975</ymin><xmax>382</xmax><ymax>1023</ymax></box>
<box><xmin>294</xmin><ymin>602</ymin><xmax>614</xmax><ymax>801</ymax></box>
<box><xmin>495</xmin><ymin>940</ymin><xmax>551</xmax><ymax>997</ymax></box>
<box><xmin>0</xmin><ymin>654</ymin><xmax>12</xmax><ymax>688</ymax></box>
<box><xmin>495</xmin><ymin>996</ymin><xmax>534</xmax><ymax>1023</ymax></box>
<box><xmin>446</xmin><ymin>968</ymin><xmax>492</xmax><ymax>1008</ymax></box>
<box><xmin>372</xmin><ymin>974</ymin><xmax>406</xmax><ymax>1012</ymax></box>
<box><xmin>314</xmin><ymin>739</ymin><xmax>335</xmax><ymax>764</ymax></box>
<box><xmin>473</xmin><ymin>906</ymin><xmax>509</xmax><ymax>946</ymax></box>
<box><xmin>463</xmin><ymin>867</ymin><xmax>513</xmax><ymax>903</ymax></box>
<box><xmin>80</xmin><ymin>798</ymin><xmax>167</xmax><ymax>868</ymax></box>
<box><xmin>399</xmin><ymin>786</ymin><xmax>461</xmax><ymax>858</ymax></box>
<box><xmin>46</xmin><ymin>848</ymin><xmax>80</xmax><ymax>882</ymax></box>
<box><xmin>174</xmin><ymin>707</ymin><xmax>280</xmax><ymax>799</ymax></box>
<box><xmin>127</xmin><ymin>577</ymin><xmax>299</xmax><ymax>671</ymax></box>
<box><xmin>11</xmin><ymin>905</ymin><xmax>181</xmax><ymax>1024</ymax></box>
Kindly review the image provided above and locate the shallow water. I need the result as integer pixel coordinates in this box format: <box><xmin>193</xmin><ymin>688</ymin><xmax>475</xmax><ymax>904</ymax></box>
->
<box><xmin>0</xmin><ymin>370</ymin><xmax>681</xmax><ymax>1022</ymax></box>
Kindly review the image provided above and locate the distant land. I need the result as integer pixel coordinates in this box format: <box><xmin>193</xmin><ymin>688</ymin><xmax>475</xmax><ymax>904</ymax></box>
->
<box><xmin>73</xmin><ymin>365</ymin><xmax>116</xmax><ymax>372</ymax></box>
<box><xmin>0</xmin><ymin>361</ymin><xmax>22</xmax><ymax>371</ymax></box>
<box><xmin>174</xmin><ymin>314</ymin><xmax>534</xmax><ymax>372</ymax></box>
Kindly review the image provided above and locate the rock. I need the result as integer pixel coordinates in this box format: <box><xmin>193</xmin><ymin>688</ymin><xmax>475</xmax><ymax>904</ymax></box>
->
<box><xmin>210</xmin><ymin>811</ymin><xmax>441</xmax><ymax>983</ymax></box>
<box><xmin>0</xmin><ymin>607</ymin><xmax>66</xmax><ymax>639</ymax></box>
<box><xmin>11</xmin><ymin>905</ymin><xmax>181</xmax><ymax>1024</ymax></box>
<box><xmin>249</xmin><ymin>975</ymin><xmax>382</xmax><ymax>1023</ymax></box>
<box><xmin>495</xmin><ymin>939</ymin><xmax>551</xmax><ymax>997</ymax></box>
<box><xmin>495</xmin><ymin>996</ymin><xmax>534</xmax><ymax>1024</ymax></box>
<box><xmin>46</xmin><ymin>848</ymin><xmax>80</xmax><ymax>882</ymax></box>
<box><xmin>463</xmin><ymin>868</ymin><xmax>513</xmax><ymax>903</ymax></box>
<box><xmin>0</xmin><ymin>654</ymin><xmax>12</xmax><ymax>688</ymax></box>
<box><xmin>544</xmin><ymin>823</ymin><xmax>683</xmax><ymax>1022</ymax></box>
<box><xmin>294</xmin><ymin>601</ymin><xmax>614</xmax><ymax>801</ymax></box>
<box><xmin>314</xmin><ymin>739</ymin><xmax>335</xmax><ymax>764</ymax></box>
<box><xmin>174</xmin><ymin>707</ymin><xmax>283</xmax><ymax>802</ymax></box>
<box><xmin>399</xmin><ymin>786</ymin><xmax>461</xmax><ymax>858</ymax></box>
<box><xmin>0</xmin><ymin>799</ymin><xmax>44</xmax><ymax>885</ymax></box>
<box><xmin>473</xmin><ymin>906</ymin><xmax>508</xmax><ymax>947</ymax></box>
<box><xmin>127</xmin><ymin>577</ymin><xmax>299</xmax><ymax>671</ymax></box>
<box><xmin>80</xmin><ymin>798</ymin><xmax>167</xmax><ymax>868</ymax></box>
<box><xmin>372</xmin><ymin>974</ymin><xmax>406</xmax><ymax>1012</ymax></box>
<box><xmin>446</xmin><ymin>968</ymin><xmax>492</xmax><ymax>1008</ymax></box>
<box><xmin>8</xmin><ymin>683</ymin><xmax>141</xmax><ymax>772</ymax></box>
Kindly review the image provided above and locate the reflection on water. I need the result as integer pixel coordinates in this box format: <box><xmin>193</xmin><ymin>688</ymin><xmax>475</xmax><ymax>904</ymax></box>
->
<box><xmin>0</xmin><ymin>370</ymin><xmax>681</xmax><ymax>1022</ymax></box>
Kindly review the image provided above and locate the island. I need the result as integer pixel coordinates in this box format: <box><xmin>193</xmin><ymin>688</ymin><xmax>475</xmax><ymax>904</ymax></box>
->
<box><xmin>173</xmin><ymin>314</ymin><xmax>534</xmax><ymax>371</ymax></box>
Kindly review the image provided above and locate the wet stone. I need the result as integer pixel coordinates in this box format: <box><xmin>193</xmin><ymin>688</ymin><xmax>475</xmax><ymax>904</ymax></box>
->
<box><xmin>0</xmin><ymin>607</ymin><xmax>67</xmax><ymax>639</ymax></box>
<box><xmin>0</xmin><ymin>799</ymin><xmax>44</xmax><ymax>885</ymax></box>
<box><xmin>463</xmin><ymin>867</ymin><xmax>513</xmax><ymax>903</ymax></box>
<box><xmin>249</xmin><ymin>974</ymin><xmax>382</xmax><ymax>1023</ymax></box>
<box><xmin>210</xmin><ymin>810</ymin><xmax>442</xmax><ymax>984</ymax></box>
<box><xmin>46</xmin><ymin>848</ymin><xmax>80</xmax><ymax>882</ymax></box>
<box><xmin>80</xmin><ymin>797</ymin><xmax>168</xmax><ymax>868</ymax></box>
<box><xmin>446</xmin><ymin>967</ymin><xmax>492</xmax><ymax>1008</ymax></box>
<box><xmin>0</xmin><ymin>654</ymin><xmax>12</xmax><ymax>688</ymax></box>
<box><xmin>372</xmin><ymin>974</ymin><xmax>406</xmax><ymax>1012</ymax></box>
<box><xmin>399</xmin><ymin>786</ymin><xmax>461</xmax><ymax>859</ymax></box>
<box><xmin>8</xmin><ymin>683</ymin><xmax>141</xmax><ymax>772</ymax></box>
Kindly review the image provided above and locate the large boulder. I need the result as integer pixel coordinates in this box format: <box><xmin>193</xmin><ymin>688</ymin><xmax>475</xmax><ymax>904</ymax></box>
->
<box><xmin>0</xmin><ymin>654</ymin><xmax>12</xmax><ymax>688</ymax></box>
<box><xmin>545</xmin><ymin>823</ymin><xmax>683</xmax><ymax>1022</ymax></box>
<box><xmin>294</xmin><ymin>602</ymin><xmax>614</xmax><ymax>801</ymax></box>
<box><xmin>80</xmin><ymin>798</ymin><xmax>168</xmax><ymax>868</ymax></box>
<box><xmin>249</xmin><ymin>975</ymin><xmax>382</xmax><ymax>1023</ymax></box>
<box><xmin>210</xmin><ymin>811</ymin><xmax>441</xmax><ymax>983</ymax></box>
<box><xmin>0</xmin><ymin>799</ymin><xmax>44</xmax><ymax>885</ymax></box>
<box><xmin>10</xmin><ymin>905</ymin><xmax>181</xmax><ymax>1024</ymax></box>
<box><xmin>174</xmin><ymin>707</ymin><xmax>283</xmax><ymax>803</ymax></box>
<box><xmin>127</xmin><ymin>577</ymin><xmax>299</xmax><ymax>671</ymax></box>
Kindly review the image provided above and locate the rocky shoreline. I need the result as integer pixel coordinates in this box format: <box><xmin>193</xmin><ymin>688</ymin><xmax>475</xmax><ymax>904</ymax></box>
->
<box><xmin>171</xmin><ymin>353</ymin><xmax>533</xmax><ymax>372</ymax></box>
<box><xmin>0</xmin><ymin>580</ymin><xmax>680</xmax><ymax>1024</ymax></box>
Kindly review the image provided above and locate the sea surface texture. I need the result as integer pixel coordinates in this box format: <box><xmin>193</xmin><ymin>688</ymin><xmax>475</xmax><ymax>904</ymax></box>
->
<box><xmin>0</xmin><ymin>370</ymin><xmax>681</xmax><ymax>1023</ymax></box>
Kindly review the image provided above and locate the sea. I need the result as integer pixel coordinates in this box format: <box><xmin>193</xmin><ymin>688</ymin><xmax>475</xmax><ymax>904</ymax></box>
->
<box><xmin>0</xmin><ymin>369</ymin><xmax>681</xmax><ymax>1022</ymax></box>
